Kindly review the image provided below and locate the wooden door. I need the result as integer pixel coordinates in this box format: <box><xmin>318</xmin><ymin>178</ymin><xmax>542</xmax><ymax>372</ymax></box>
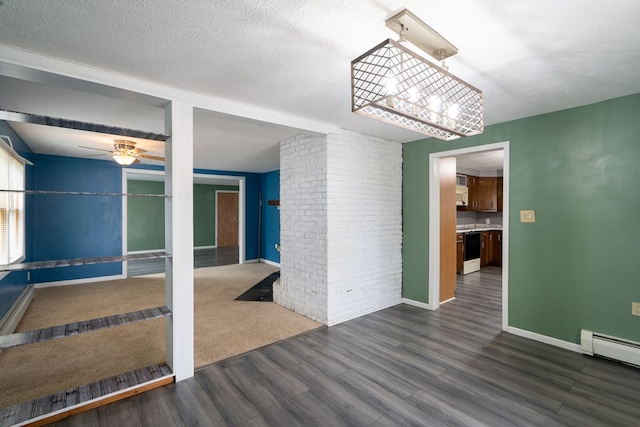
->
<box><xmin>440</xmin><ymin>157</ymin><xmax>457</xmax><ymax>302</ymax></box>
<box><xmin>217</xmin><ymin>192</ymin><xmax>238</xmax><ymax>247</ymax></box>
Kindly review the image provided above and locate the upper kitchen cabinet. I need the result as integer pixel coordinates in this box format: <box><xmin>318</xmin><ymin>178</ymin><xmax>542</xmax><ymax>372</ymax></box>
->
<box><xmin>479</xmin><ymin>177</ymin><xmax>497</xmax><ymax>212</ymax></box>
<box><xmin>467</xmin><ymin>175</ymin><xmax>480</xmax><ymax>210</ymax></box>
<box><xmin>457</xmin><ymin>174</ymin><xmax>503</xmax><ymax>212</ymax></box>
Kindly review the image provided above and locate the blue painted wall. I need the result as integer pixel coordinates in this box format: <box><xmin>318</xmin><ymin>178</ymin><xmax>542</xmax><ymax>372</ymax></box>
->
<box><xmin>1</xmin><ymin>142</ymin><xmax>277</xmax><ymax>307</ymax></box>
<box><xmin>0</xmin><ymin>121</ymin><xmax>34</xmax><ymax>320</ymax></box>
<box><xmin>30</xmin><ymin>154</ymin><xmax>123</xmax><ymax>283</ymax></box>
<box><xmin>260</xmin><ymin>170</ymin><xmax>280</xmax><ymax>264</ymax></box>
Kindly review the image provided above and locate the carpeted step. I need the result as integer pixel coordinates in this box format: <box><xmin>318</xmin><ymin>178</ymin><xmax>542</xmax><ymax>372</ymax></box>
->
<box><xmin>0</xmin><ymin>306</ymin><xmax>172</xmax><ymax>351</ymax></box>
<box><xmin>0</xmin><ymin>364</ymin><xmax>173</xmax><ymax>427</ymax></box>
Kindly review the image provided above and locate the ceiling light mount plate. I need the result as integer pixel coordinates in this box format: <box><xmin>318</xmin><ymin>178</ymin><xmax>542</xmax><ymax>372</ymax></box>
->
<box><xmin>114</xmin><ymin>139</ymin><xmax>137</xmax><ymax>152</ymax></box>
<box><xmin>385</xmin><ymin>9</ymin><xmax>458</xmax><ymax>60</ymax></box>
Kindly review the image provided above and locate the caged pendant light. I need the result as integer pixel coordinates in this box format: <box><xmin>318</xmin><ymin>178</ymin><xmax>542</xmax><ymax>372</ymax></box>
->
<box><xmin>351</xmin><ymin>10</ymin><xmax>483</xmax><ymax>140</ymax></box>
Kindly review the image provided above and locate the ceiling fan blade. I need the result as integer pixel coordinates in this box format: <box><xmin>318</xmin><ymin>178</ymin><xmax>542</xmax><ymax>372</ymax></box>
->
<box><xmin>79</xmin><ymin>145</ymin><xmax>113</xmax><ymax>153</ymax></box>
<box><xmin>131</xmin><ymin>148</ymin><xmax>147</xmax><ymax>154</ymax></box>
<box><xmin>139</xmin><ymin>154</ymin><xmax>165</xmax><ymax>161</ymax></box>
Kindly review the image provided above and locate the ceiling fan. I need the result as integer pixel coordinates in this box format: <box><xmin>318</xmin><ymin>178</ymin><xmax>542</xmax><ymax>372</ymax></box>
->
<box><xmin>80</xmin><ymin>139</ymin><xmax>165</xmax><ymax>166</ymax></box>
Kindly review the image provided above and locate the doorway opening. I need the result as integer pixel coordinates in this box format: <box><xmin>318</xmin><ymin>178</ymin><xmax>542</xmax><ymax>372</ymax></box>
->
<box><xmin>122</xmin><ymin>169</ymin><xmax>246</xmax><ymax>276</ymax></box>
<box><xmin>428</xmin><ymin>141</ymin><xmax>509</xmax><ymax>330</ymax></box>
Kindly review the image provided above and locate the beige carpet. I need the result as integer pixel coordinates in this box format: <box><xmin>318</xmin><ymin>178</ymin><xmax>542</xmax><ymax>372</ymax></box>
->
<box><xmin>0</xmin><ymin>263</ymin><xmax>321</xmax><ymax>408</ymax></box>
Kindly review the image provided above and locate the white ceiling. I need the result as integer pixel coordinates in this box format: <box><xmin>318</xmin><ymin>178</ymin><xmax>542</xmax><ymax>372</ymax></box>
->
<box><xmin>0</xmin><ymin>0</ymin><xmax>639</xmax><ymax>173</ymax></box>
<box><xmin>456</xmin><ymin>150</ymin><xmax>504</xmax><ymax>172</ymax></box>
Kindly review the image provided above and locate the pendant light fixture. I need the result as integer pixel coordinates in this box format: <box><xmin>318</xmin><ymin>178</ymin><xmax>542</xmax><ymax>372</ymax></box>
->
<box><xmin>351</xmin><ymin>9</ymin><xmax>483</xmax><ymax>140</ymax></box>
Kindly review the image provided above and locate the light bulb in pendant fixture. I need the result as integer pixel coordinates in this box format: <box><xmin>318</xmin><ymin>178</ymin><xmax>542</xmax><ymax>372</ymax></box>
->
<box><xmin>446</xmin><ymin>103</ymin><xmax>460</xmax><ymax>119</ymax></box>
<box><xmin>428</xmin><ymin>95</ymin><xmax>442</xmax><ymax>112</ymax></box>
<box><xmin>408</xmin><ymin>87</ymin><xmax>419</xmax><ymax>103</ymax></box>
<box><xmin>385</xmin><ymin>76</ymin><xmax>398</xmax><ymax>95</ymax></box>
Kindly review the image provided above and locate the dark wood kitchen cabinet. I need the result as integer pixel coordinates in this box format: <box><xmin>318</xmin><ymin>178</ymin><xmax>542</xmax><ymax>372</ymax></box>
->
<box><xmin>456</xmin><ymin>233</ymin><xmax>464</xmax><ymax>274</ymax></box>
<box><xmin>467</xmin><ymin>175</ymin><xmax>479</xmax><ymax>210</ymax></box>
<box><xmin>479</xmin><ymin>177</ymin><xmax>497</xmax><ymax>212</ymax></box>
<box><xmin>458</xmin><ymin>174</ymin><xmax>502</xmax><ymax>212</ymax></box>
<box><xmin>491</xmin><ymin>230</ymin><xmax>502</xmax><ymax>267</ymax></box>
<box><xmin>497</xmin><ymin>177</ymin><xmax>503</xmax><ymax>212</ymax></box>
<box><xmin>481</xmin><ymin>231</ymin><xmax>490</xmax><ymax>267</ymax></box>
<box><xmin>480</xmin><ymin>230</ymin><xmax>502</xmax><ymax>268</ymax></box>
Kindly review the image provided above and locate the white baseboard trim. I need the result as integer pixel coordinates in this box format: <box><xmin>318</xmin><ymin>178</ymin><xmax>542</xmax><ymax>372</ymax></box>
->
<box><xmin>243</xmin><ymin>258</ymin><xmax>259</xmax><ymax>264</ymax></box>
<box><xmin>34</xmin><ymin>273</ymin><xmax>127</xmax><ymax>289</ymax></box>
<box><xmin>508</xmin><ymin>326</ymin><xmax>582</xmax><ymax>353</ymax></box>
<box><xmin>401</xmin><ymin>298</ymin><xmax>435</xmax><ymax>311</ymax></box>
<box><xmin>260</xmin><ymin>258</ymin><xmax>280</xmax><ymax>267</ymax></box>
<box><xmin>0</xmin><ymin>285</ymin><xmax>33</xmax><ymax>335</ymax></box>
<box><xmin>126</xmin><ymin>249</ymin><xmax>164</xmax><ymax>255</ymax></box>
<box><xmin>327</xmin><ymin>299</ymin><xmax>401</xmax><ymax>327</ymax></box>
<box><xmin>127</xmin><ymin>246</ymin><xmax>217</xmax><ymax>255</ymax></box>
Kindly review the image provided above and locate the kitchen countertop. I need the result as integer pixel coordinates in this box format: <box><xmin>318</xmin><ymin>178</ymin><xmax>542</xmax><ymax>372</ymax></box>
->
<box><xmin>456</xmin><ymin>225</ymin><xmax>503</xmax><ymax>233</ymax></box>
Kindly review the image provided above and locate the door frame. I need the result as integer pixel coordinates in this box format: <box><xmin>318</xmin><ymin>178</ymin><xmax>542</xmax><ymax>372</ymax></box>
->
<box><xmin>122</xmin><ymin>170</ymin><xmax>246</xmax><ymax>270</ymax></box>
<box><xmin>428</xmin><ymin>141</ymin><xmax>510</xmax><ymax>331</ymax></box>
<box><xmin>215</xmin><ymin>189</ymin><xmax>240</xmax><ymax>249</ymax></box>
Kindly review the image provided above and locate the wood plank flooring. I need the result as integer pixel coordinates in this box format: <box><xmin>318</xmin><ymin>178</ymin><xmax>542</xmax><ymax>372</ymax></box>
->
<box><xmin>127</xmin><ymin>247</ymin><xmax>238</xmax><ymax>277</ymax></box>
<box><xmin>52</xmin><ymin>267</ymin><xmax>640</xmax><ymax>426</ymax></box>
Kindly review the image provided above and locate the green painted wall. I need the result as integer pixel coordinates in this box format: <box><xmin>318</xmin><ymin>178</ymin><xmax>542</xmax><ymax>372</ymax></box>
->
<box><xmin>403</xmin><ymin>93</ymin><xmax>640</xmax><ymax>344</ymax></box>
<box><xmin>193</xmin><ymin>184</ymin><xmax>238</xmax><ymax>247</ymax></box>
<box><xmin>127</xmin><ymin>180</ymin><xmax>165</xmax><ymax>252</ymax></box>
<box><xmin>127</xmin><ymin>180</ymin><xmax>238</xmax><ymax>251</ymax></box>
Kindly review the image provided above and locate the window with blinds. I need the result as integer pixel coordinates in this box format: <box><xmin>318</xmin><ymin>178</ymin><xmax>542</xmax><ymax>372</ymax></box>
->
<box><xmin>0</xmin><ymin>144</ymin><xmax>25</xmax><ymax>265</ymax></box>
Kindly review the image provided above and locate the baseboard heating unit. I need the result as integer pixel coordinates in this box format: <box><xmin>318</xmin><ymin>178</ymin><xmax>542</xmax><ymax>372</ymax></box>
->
<box><xmin>581</xmin><ymin>329</ymin><xmax>640</xmax><ymax>368</ymax></box>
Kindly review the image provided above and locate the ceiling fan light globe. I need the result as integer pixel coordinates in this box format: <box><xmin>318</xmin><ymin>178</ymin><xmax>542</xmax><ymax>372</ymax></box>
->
<box><xmin>112</xmin><ymin>153</ymin><xmax>136</xmax><ymax>166</ymax></box>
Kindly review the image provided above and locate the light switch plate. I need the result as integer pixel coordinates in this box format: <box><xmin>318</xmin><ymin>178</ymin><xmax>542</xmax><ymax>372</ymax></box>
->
<box><xmin>632</xmin><ymin>302</ymin><xmax>640</xmax><ymax>317</ymax></box>
<box><xmin>520</xmin><ymin>210</ymin><xmax>536</xmax><ymax>223</ymax></box>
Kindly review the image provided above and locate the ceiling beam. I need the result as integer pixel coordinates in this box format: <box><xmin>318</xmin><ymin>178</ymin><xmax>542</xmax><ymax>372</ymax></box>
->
<box><xmin>0</xmin><ymin>109</ymin><xmax>170</xmax><ymax>141</ymax></box>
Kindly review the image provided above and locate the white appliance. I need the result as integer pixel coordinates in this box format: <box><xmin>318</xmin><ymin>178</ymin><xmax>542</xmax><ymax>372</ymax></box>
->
<box><xmin>456</xmin><ymin>185</ymin><xmax>468</xmax><ymax>206</ymax></box>
<box><xmin>463</xmin><ymin>231</ymin><xmax>481</xmax><ymax>274</ymax></box>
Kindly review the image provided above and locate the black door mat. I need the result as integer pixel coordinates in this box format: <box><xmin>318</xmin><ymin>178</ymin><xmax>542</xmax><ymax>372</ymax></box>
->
<box><xmin>235</xmin><ymin>271</ymin><xmax>280</xmax><ymax>301</ymax></box>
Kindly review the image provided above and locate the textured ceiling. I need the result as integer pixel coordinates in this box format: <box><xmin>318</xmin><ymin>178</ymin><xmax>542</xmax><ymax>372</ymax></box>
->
<box><xmin>0</xmin><ymin>0</ymin><xmax>639</xmax><ymax>172</ymax></box>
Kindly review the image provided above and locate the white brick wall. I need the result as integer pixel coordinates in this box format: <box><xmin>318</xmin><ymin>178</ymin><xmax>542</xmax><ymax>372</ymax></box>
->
<box><xmin>276</xmin><ymin>134</ymin><xmax>329</xmax><ymax>323</ymax></box>
<box><xmin>326</xmin><ymin>130</ymin><xmax>403</xmax><ymax>325</ymax></box>
<box><xmin>276</xmin><ymin>130</ymin><xmax>402</xmax><ymax>325</ymax></box>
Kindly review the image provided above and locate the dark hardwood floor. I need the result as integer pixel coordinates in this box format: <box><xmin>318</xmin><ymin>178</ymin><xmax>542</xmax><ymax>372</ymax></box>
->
<box><xmin>127</xmin><ymin>246</ymin><xmax>239</xmax><ymax>277</ymax></box>
<box><xmin>53</xmin><ymin>266</ymin><xmax>640</xmax><ymax>426</ymax></box>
